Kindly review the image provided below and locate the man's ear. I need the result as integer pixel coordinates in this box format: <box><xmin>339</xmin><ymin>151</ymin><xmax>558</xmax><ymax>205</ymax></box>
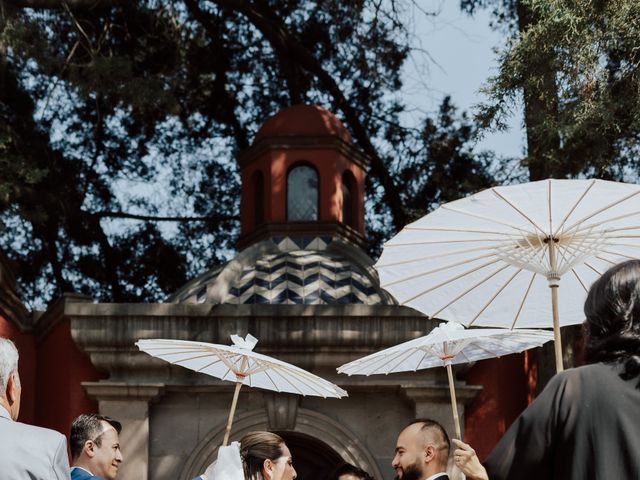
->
<box><xmin>424</xmin><ymin>444</ymin><xmax>436</xmax><ymax>462</ymax></box>
<box><xmin>6</xmin><ymin>373</ymin><xmax>17</xmax><ymax>404</ymax></box>
<box><xmin>84</xmin><ymin>440</ymin><xmax>96</xmax><ymax>458</ymax></box>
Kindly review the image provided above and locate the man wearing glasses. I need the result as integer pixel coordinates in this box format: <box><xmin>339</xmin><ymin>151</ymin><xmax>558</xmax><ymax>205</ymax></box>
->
<box><xmin>70</xmin><ymin>413</ymin><xmax>124</xmax><ymax>479</ymax></box>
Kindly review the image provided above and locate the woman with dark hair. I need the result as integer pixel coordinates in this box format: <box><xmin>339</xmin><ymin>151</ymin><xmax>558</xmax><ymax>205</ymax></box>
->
<box><xmin>196</xmin><ymin>431</ymin><xmax>296</xmax><ymax>480</ymax></box>
<box><xmin>452</xmin><ymin>259</ymin><xmax>640</xmax><ymax>480</ymax></box>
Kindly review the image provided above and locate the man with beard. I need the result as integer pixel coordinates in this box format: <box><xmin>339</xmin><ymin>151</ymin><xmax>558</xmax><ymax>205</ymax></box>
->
<box><xmin>392</xmin><ymin>419</ymin><xmax>451</xmax><ymax>480</ymax></box>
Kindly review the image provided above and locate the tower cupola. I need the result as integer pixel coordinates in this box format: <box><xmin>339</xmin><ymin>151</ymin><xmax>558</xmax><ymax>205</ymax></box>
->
<box><xmin>237</xmin><ymin>105</ymin><xmax>369</xmax><ymax>249</ymax></box>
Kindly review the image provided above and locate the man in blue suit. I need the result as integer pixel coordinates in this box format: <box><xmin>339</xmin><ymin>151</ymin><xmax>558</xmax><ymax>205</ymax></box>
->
<box><xmin>70</xmin><ymin>413</ymin><xmax>123</xmax><ymax>479</ymax></box>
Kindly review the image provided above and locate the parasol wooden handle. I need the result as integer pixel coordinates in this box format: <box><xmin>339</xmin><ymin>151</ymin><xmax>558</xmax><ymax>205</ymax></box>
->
<box><xmin>551</xmin><ymin>286</ymin><xmax>564</xmax><ymax>373</ymax></box>
<box><xmin>223</xmin><ymin>382</ymin><xmax>243</xmax><ymax>446</ymax></box>
<box><xmin>446</xmin><ymin>363</ymin><xmax>462</xmax><ymax>440</ymax></box>
<box><xmin>548</xmin><ymin>239</ymin><xmax>564</xmax><ymax>373</ymax></box>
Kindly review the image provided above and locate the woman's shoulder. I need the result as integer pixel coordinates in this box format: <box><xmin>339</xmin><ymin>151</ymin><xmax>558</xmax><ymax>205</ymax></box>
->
<box><xmin>549</xmin><ymin>362</ymin><xmax>626</xmax><ymax>394</ymax></box>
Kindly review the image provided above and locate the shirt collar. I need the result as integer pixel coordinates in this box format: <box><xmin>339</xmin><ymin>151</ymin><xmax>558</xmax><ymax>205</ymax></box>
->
<box><xmin>425</xmin><ymin>473</ymin><xmax>448</xmax><ymax>480</ymax></box>
<box><xmin>0</xmin><ymin>404</ymin><xmax>12</xmax><ymax>421</ymax></box>
<box><xmin>70</xmin><ymin>466</ymin><xmax>94</xmax><ymax>475</ymax></box>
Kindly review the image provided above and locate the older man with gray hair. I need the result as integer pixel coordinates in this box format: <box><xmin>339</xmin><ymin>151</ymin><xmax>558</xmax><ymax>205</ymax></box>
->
<box><xmin>0</xmin><ymin>337</ymin><xmax>70</xmax><ymax>479</ymax></box>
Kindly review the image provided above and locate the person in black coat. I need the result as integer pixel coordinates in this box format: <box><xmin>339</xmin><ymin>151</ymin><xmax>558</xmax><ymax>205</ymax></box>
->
<box><xmin>453</xmin><ymin>259</ymin><xmax>640</xmax><ymax>480</ymax></box>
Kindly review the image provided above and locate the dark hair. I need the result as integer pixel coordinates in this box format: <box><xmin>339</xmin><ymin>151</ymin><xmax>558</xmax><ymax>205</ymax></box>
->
<box><xmin>70</xmin><ymin>413</ymin><xmax>122</xmax><ymax>459</ymax></box>
<box><xmin>241</xmin><ymin>431</ymin><xmax>286</xmax><ymax>480</ymax></box>
<box><xmin>327</xmin><ymin>462</ymin><xmax>374</xmax><ymax>480</ymax></box>
<box><xmin>584</xmin><ymin>259</ymin><xmax>640</xmax><ymax>386</ymax></box>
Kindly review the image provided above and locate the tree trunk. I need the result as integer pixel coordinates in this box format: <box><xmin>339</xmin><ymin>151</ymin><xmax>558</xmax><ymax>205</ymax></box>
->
<box><xmin>516</xmin><ymin>1</ymin><xmax>579</xmax><ymax>391</ymax></box>
<box><xmin>517</xmin><ymin>1</ymin><xmax>562</xmax><ymax>182</ymax></box>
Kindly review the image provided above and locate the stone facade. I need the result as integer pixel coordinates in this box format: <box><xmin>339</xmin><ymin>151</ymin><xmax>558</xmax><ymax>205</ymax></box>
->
<box><xmin>68</xmin><ymin>301</ymin><xmax>480</xmax><ymax>480</ymax></box>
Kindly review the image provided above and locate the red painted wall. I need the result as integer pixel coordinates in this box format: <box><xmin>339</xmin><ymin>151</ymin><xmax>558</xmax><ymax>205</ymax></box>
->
<box><xmin>464</xmin><ymin>353</ymin><xmax>529</xmax><ymax>460</ymax></box>
<box><xmin>36</xmin><ymin>318</ymin><xmax>102</xmax><ymax>436</ymax></box>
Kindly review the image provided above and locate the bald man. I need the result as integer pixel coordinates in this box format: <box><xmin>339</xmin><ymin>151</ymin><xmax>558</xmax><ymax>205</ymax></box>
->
<box><xmin>392</xmin><ymin>419</ymin><xmax>451</xmax><ymax>480</ymax></box>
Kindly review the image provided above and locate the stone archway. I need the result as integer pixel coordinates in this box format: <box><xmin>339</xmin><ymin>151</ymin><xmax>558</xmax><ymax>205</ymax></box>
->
<box><xmin>275</xmin><ymin>431</ymin><xmax>343</xmax><ymax>480</ymax></box>
<box><xmin>180</xmin><ymin>408</ymin><xmax>383</xmax><ymax>480</ymax></box>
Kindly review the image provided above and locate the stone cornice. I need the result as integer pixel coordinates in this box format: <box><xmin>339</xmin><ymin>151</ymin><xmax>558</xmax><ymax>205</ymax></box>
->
<box><xmin>83</xmin><ymin>382</ymin><xmax>165</xmax><ymax>403</ymax></box>
<box><xmin>236</xmin><ymin>221</ymin><xmax>368</xmax><ymax>250</ymax></box>
<box><xmin>237</xmin><ymin>135</ymin><xmax>371</xmax><ymax>170</ymax></box>
<box><xmin>66</xmin><ymin>302</ymin><xmax>437</xmax><ymax>382</ymax></box>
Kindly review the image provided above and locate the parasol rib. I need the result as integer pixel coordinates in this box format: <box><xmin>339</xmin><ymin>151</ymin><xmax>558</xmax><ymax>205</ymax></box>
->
<box><xmin>458</xmin><ymin>347</ymin><xmax>472</xmax><ymax>364</ymax></box>
<box><xmin>568</xmin><ymin>209</ymin><xmax>640</xmax><ymax>237</ymax></box>
<box><xmin>170</xmin><ymin>352</ymin><xmax>224</xmax><ymax>363</ymax></box>
<box><xmin>600</xmin><ymin>242</ymin><xmax>640</xmax><ymax>249</ymax></box>
<box><xmin>468</xmin><ymin>268</ymin><xmax>524</xmax><ymax>324</ymax></box>
<box><xmin>429</xmin><ymin>264</ymin><xmax>511</xmax><ymax>318</ymax></box>
<box><xmin>414</xmin><ymin>349</ymin><xmax>433</xmax><ymax>370</ymax></box>
<box><xmin>277</xmin><ymin>368</ymin><xmax>331</xmax><ymax>397</ymax></box>
<box><xmin>552</xmin><ymin>179</ymin><xmax>597</xmax><ymax>237</ymax></box>
<box><xmin>570</xmin><ymin>268</ymin><xmax>589</xmax><ymax>293</ymax></box>
<box><xmin>508</xmin><ymin>271</ymin><xmax>537</xmax><ymax>330</ymax></box>
<box><xmin>383</xmin><ymin>253</ymin><xmax>501</xmax><ymax>288</ymax></box>
<box><xmin>261</xmin><ymin>368</ymin><xmax>285</xmax><ymax>392</ymax></box>
<box><xmin>405</xmin><ymin>226</ymin><xmax>528</xmax><ymax>237</ymax></box>
<box><xmin>400</xmin><ymin>259</ymin><xmax>504</xmax><ymax>305</ymax></box>
<box><xmin>384</xmin><ymin>238</ymin><xmax>516</xmax><ymax>247</ymax></box>
<box><xmin>582</xmin><ymin>261</ymin><xmax>604</xmax><ymax>276</ymax></box>
<box><xmin>490</xmin><ymin>187</ymin><xmax>547</xmax><ymax>237</ymax></box>
<box><xmin>598</xmin><ymin>249</ymin><xmax>639</xmax><ymax>261</ymax></box>
<box><xmin>562</xmin><ymin>189</ymin><xmax>640</xmax><ymax>234</ymax></box>
<box><xmin>375</xmin><ymin>245</ymin><xmax>507</xmax><ymax>268</ymax></box>
<box><xmin>372</xmin><ymin>347</ymin><xmax>419</xmax><ymax>374</ymax></box>
<box><xmin>439</xmin><ymin>203</ymin><xmax>539</xmax><ymax>236</ymax></box>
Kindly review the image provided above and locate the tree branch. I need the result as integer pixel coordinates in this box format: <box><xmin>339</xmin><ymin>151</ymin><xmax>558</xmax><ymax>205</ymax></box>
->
<box><xmin>210</xmin><ymin>0</ymin><xmax>408</xmax><ymax>230</ymax></box>
<box><xmin>93</xmin><ymin>211</ymin><xmax>239</xmax><ymax>222</ymax></box>
<box><xmin>7</xmin><ymin>0</ymin><xmax>121</xmax><ymax>9</ymax></box>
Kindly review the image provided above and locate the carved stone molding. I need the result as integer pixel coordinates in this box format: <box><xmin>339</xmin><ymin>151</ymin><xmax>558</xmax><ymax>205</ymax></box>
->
<box><xmin>265</xmin><ymin>392</ymin><xmax>299</xmax><ymax>430</ymax></box>
<box><xmin>82</xmin><ymin>382</ymin><xmax>166</xmax><ymax>403</ymax></box>
<box><xmin>67</xmin><ymin>302</ymin><xmax>438</xmax><ymax>382</ymax></box>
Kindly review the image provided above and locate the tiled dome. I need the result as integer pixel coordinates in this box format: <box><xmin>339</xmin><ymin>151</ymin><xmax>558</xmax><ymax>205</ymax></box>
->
<box><xmin>168</xmin><ymin>236</ymin><xmax>393</xmax><ymax>305</ymax></box>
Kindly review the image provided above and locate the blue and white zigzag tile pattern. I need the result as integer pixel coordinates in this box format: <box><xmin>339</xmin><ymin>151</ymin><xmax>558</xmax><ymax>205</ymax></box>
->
<box><xmin>227</xmin><ymin>249</ymin><xmax>381</xmax><ymax>305</ymax></box>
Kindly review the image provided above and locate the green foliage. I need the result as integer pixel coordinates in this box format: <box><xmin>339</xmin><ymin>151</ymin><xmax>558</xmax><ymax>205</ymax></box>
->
<box><xmin>467</xmin><ymin>0</ymin><xmax>640</xmax><ymax>180</ymax></box>
<box><xmin>0</xmin><ymin>0</ymin><xmax>498</xmax><ymax>308</ymax></box>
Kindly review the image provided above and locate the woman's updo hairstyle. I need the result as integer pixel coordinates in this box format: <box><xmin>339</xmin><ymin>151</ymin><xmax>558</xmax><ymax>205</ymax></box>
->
<box><xmin>584</xmin><ymin>259</ymin><xmax>640</xmax><ymax>386</ymax></box>
<box><xmin>241</xmin><ymin>431</ymin><xmax>286</xmax><ymax>480</ymax></box>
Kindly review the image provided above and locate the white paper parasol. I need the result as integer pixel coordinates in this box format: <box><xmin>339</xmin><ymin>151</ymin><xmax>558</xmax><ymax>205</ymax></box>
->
<box><xmin>376</xmin><ymin>179</ymin><xmax>640</xmax><ymax>371</ymax></box>
<box><xmin>338</xmin><ymin>322</ymin><xmax>553</xmax><ymax>439</ymax></box>
<box><xmin>137</xmin><ymin>334</ymin><xmax>347</xmax><ymax>444</ymax></box>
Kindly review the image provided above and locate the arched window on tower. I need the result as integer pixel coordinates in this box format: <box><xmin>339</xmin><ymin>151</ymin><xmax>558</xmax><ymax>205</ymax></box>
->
<box><xmin>342</xmin><ymin>170</ymin><xmax>355</xmax><ymax>228</ymax></box>
<box><xmin>287</xmin><ymin>164</ymin><xmax>319</xmax><ymax>221</ymax></box>
<box><xmin>253</xmin><ymin>170</ymin><xmax>265</xmax><ymax>227</ymax></box>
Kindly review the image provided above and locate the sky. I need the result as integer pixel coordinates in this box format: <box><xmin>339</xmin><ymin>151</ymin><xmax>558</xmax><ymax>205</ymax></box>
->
<box><xmin>400</xmin><ymin>1</ymin><xmax>525</xmax><ymax>159</ymax></box>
